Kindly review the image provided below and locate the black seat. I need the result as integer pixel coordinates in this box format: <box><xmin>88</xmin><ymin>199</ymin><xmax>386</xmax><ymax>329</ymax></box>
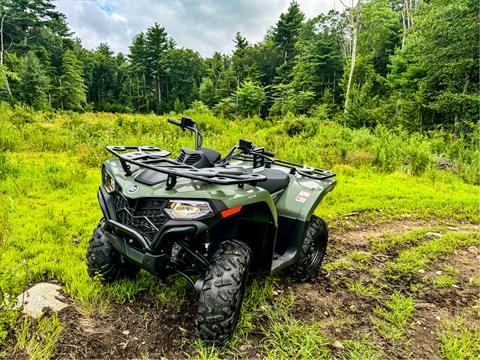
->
<box><xmin>256</xmin><ymin>169</ymin><xmax>290</xmax><ymax>194</ymax></box>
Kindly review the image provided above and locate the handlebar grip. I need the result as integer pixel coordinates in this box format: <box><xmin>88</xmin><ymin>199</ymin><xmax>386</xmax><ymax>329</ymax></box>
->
<box><xmin>167</xmin><ymin>117</ymin><xmax>182</xmax><ymax>126</ymax></box>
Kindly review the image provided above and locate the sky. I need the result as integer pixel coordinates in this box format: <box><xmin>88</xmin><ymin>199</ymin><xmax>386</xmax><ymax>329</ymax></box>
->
<box><xmin>55</xmin><ymin>0</ymin><xmax>343</xmax><ymax>57</ymax></box>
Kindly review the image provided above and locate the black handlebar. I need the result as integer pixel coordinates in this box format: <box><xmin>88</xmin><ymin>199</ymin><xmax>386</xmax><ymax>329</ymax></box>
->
<box><xmin>167</xmin><ymin>117</ymin><xmax>182</xmax><ymax>127</ymax></box>
<box><xmin>167</xmin><ymin>116</ymin><xmax>203</xmax><ymax>150</ymax></box>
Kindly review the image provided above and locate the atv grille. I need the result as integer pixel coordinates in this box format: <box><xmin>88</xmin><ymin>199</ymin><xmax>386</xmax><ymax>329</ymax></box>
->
<box><xmin>112</xmin><ymin>193</ymin><xmax>168</xmax><ymax>240</ymax></box>
<box><xmin>177</xmin><ymin>150</ymin><xmax>201</xmax><ymax>165</ymax></box>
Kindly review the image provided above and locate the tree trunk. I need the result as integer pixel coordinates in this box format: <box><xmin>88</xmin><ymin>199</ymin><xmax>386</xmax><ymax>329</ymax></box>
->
<box><xmin>59</xmin><ymin>78</ymin><xmax>64</xmax><ymax>110</ymax></box>
<box><xmin>156</xmin><ymin>74</ymin><xmax>161</xmax><ymax>114</ymax></box>
<box><xmin>344</xmin><ymin>0</ymin><xmax>360</xmax><ymax>114</ymax></box>
<box><xmin>0</xmin><ymin>11</ymin><xmax>12</xmax><ymax>98</ymax></box>
<box><xmin>143</xmin><ymin>71</ymin><xmax>149</xmax><ymax>111</ymax></box>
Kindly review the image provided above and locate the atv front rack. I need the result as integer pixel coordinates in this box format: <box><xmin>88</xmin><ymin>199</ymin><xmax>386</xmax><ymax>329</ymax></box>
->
<box><xmin>233</xmin><ymin>154</ymin><xmax>336</xmax><ymax>181</ymax></box>
<box><xmin>107</xmin><ymin>146</ymin><xmax>267</xmax><ymax>189</ymax></box>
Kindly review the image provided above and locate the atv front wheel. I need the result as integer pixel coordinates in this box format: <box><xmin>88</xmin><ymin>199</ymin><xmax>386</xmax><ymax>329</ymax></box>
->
<box><xmin>86</xmin><ymin>219</ymin><xmax>139</xmax><ymax>283</ymax></box>
<box><xmin>289</xmin><ymin>215</ymin><xmax>328</xmax><ymax>282</ymax></box>
<box><xmin>196</xmin><ymin>240</ymin><xmax>252</xmax><ymax>344</ymax></box>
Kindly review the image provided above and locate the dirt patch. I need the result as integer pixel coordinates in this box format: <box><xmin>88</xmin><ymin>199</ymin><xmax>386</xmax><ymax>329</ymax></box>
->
<box><xmin>54</xmin><ymin>294</ymin><xmax>197</xmax><ymax>359</ymax></box>
<box><xmin>284</xmin><ymin>220</ymin><xmax>480</xmax><ymax>359</ymax></box>
<box><xmin>330</xmin><ymin>220</ymin><xmax>479</xmax><ymax>246</ymax></box>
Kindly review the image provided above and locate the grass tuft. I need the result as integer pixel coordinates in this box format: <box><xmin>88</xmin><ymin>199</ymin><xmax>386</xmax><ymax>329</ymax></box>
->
<box><xmin>371</xmin><ymin>292</ymin><xmax>415</xmax><ymax>342</ymax></box>
<box><xmin>439</xmin><ymin>318</ymin><xmax>480</xmax><ymax>360</ymax></box>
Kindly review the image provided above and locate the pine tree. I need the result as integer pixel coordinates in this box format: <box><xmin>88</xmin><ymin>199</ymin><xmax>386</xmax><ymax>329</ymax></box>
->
<box><xmin>57</xmin><ymin>50</ymin><xmax>86</xmax><ymax>110</ymax></box>
<box><xmin>273</xmin><ymin>1</ymin><xmax>305</xmax><ymax>83</ymax></box>
<box><xmin>18</xmin><ymin>51</ymin><xmax>49</xmax><ymax>109</ymax></box>
<box><xmin>129</xmin><ymin>32</ymin><xmax>150</xmax><ymax>112</ymax></box>
<box><xmin>145</xmin><ymin>23</ymin><xmax>173</xmax><ymax>113</ymax></box>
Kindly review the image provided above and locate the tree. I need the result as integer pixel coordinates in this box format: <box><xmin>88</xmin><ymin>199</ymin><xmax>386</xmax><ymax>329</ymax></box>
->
<box><xmin>56</xmin><ymin>49</ymin><xmax>86</xmax><ymax>110</ymax></box>
<box><xmin>232</xmin><ymin>79</ymin><xmax>265</xmax><ymax>117</ymax></box>
<box><xmin>17</xmin><ymin>51</ymin><xmax>49</xmax><ymax>108</ymax></box>
<box><xmin>199</xmin><ymin>77</ymin><xmax>216</xmax><ymax>107</ymax></box>
<box><xmin>272</xmin><ymin>1</ymin><xmax>305</xmax><ymax>83</ymax></box>
<box><xmin>164</xmin><ymin>48</ymin><xmax>204</xmax><ymax>109</ymax></box>
<box><xmin>145</xmin><ymin>23</ymin><xmax>173</xmax><ymax>113</ymax></box>
<box><xmin>233</xmin><ymin>32</ymin><xmax>248</xmax><ymax>51</ymax></box>
<box><xmin>129</xmin><ymin>32</ymin><xmax>150</xmax><ymax>112</ymax></box>
<box><xmin>291</xmin><ymin>12</ymin><xmax>345</xmax><ymax>104</ymax></box>
<box><xmin>341</xmin><ymin>0</ymin><xmax>361</xmax><ymax>114</ymax></box>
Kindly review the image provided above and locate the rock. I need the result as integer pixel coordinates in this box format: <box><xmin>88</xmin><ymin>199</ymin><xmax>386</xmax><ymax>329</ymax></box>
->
<box><xmin>418</xmin><ymin>269</ymin><xmax>426</xmax><ymax>274</ymax></box>
<box><xmin>467</xmin><ymin>246</ymin><xmax>479</xmax><ymax>254</ymax></box>
<box><xmin>425</xmin><ymin>232</ymin><xmax>442</xmax><ymax>239</ymax></box>
<box><xmin>345</xmin><ymin>212</ymin><xmax>360</xmax><ymax>217</ymax></box>
<box><xmin>70</xmin><ymin>237</ymin><xmax>80</xmax><ymax>244</ymax></box>
<box><xmin>122</xmin><ymin>330</ymin><xmax>130</xmax><ymax>335</ymax></box>
<box><xmin>437</xmin><ymin>156</ymin><xmax>456</xmax><ymax>170</ymax></box>
<box><xmin>333</xmin><ymin>340</ymin><xmax>345</xmax><ymax>350</ymax></box>
<box><xmin>416</xmin><ymin>302</ymin><xmax>436</xmax><ymax>309</ymax></box>
<box><xmin>16</xmin><ymin>283</ymin><xmax>68</xmax><ymax>319</ymax></box>
<box><xmin>272</xmin><ymin>290</ymin><xmax>279</xmax><ymax>296</ymax></box>
<box><xmin>447</xmin><ymin>226</ymin><xmax>459</xmax><ymax>231</ymax></box>
<box><xmin>239</xmin><ymin>345</ymin><xmax>248</xmax><ymax>352</ymax></box>
<box><xmin>435</xmin><ymin>270</ymin><xmax>443</xmax><ymax>275</ymax></box>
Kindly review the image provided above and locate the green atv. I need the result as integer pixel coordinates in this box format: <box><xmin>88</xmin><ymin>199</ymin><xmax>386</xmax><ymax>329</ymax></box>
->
<box><xmin>86</xmin><ymin>116</ymin><xmax>336</xmax><ymax>343</ymax></box>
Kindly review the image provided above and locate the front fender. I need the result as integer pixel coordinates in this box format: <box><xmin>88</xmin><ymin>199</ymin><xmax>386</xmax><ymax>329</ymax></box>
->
<box><xmin>275</xmin><ymin>175</ymin><xmax>336</xmax><ymax>222</ymax></box>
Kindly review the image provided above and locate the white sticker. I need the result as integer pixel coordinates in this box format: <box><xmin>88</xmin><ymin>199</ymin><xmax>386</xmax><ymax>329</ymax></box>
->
<box><xmin>295</xmin><ymin>190</ymin><xmax>311</xmax><ymax>203</ymax></box>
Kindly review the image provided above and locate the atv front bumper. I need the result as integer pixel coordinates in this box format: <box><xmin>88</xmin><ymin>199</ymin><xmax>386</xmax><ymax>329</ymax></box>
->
<box><xmin>97</xmin><ymin>187</ymin><xmax>219</xmax><ymax>276</ymax></box>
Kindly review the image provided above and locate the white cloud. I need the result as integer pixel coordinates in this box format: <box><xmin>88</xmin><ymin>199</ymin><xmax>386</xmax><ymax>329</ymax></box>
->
<box><xmin>55</xmin><ymin>0</ymin><xmax>343</xmax><ymax>56</ymax></box>
<box><xmin>110</xmin><ymin>12</ymin><xmax>127</xmax><ymax>23</ymax></box>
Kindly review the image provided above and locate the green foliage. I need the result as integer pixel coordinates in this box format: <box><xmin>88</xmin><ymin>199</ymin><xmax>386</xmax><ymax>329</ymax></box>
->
<box><xmin>17</xmin><ymin>52</ymin><xmax>50</xmax><ymax>110</ymax></box>
<box><xmin>57</xmin><ymin>50</ymin><xmax>86</xmax><ymax>111</ymax></box>
<box><xmin>231</xmin><ymin>79</ymin><xmax>265</xmax><ymax>117</ymax></box>
<box><xmin>0</xmin><ymin>0</ymin><xmax>477</xmax><ymax>132</ymax></box>
<box><xmin>388</xmin><ymin>0</ymin><xmax>479</xmax><ymax>132</ymax></box>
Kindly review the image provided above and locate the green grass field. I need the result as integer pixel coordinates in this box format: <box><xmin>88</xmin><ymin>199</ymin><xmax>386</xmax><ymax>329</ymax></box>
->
<box><xmin>0</xmin><ymin>106</ymin><xmax>479</xmax><ymax>359</ymax></box>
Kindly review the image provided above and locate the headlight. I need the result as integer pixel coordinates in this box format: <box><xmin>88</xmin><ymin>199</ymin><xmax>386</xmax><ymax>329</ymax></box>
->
<box><xmin>102</xmin><ymin>167</ymin><xmax>116</xmax><ymax>193</ymax></box>
<box><xmin>164</xmin><ymin>200</ymin><xmax>213</xmax><ymax>220</ymax></box>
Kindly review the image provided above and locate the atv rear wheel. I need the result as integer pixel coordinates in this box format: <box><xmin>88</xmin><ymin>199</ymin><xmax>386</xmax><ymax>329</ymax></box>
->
<box><xmin>289</xmin><ymin>215</ymin><xmax>328</xmax><ymax>282</ymax></box>
<box><xmin>195</xmin><ymin>240</ymin><xmax>251</xmax><ymax>344</ymax></box>
<box><xmin>86</xmin><ymin>219</ymin><xmax>139</xmax><ymax>283</ymax></box>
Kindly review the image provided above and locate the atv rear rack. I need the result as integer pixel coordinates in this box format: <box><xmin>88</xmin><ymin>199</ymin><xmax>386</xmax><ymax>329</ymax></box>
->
<box><xmin>233</xmin><ymin>154</ymin><xmax>336</xmax><ymax>181</ymax></box>
<box><xmin>107</xmin><ymin>146</ymin><xmax>267</xmax><ymax>189</ymax></box>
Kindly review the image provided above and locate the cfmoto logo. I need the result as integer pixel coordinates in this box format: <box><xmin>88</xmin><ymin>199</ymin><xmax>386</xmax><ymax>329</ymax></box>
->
<box><xmin>127</xmin><ymin>185</ymin><xmax>139</xmax><ymax>194</ymax></box>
